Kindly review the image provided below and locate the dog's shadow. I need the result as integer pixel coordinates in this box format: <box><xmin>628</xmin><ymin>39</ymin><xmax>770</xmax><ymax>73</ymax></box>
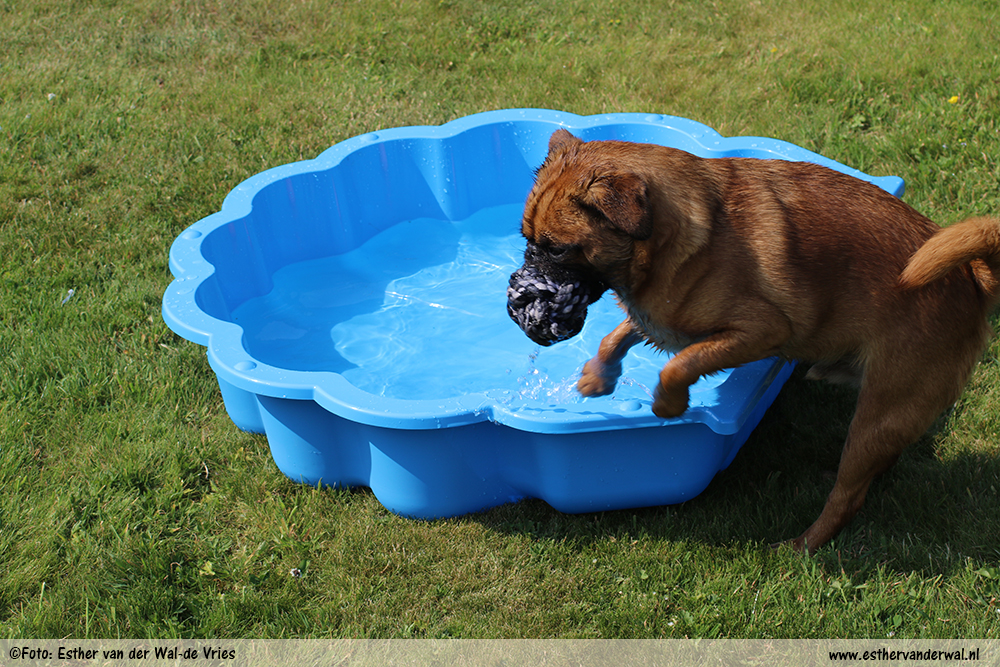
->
<box><xmin>473</xmin><ymin>365</ymin><xmax>1000</xmax><ymax>575</ymax></box>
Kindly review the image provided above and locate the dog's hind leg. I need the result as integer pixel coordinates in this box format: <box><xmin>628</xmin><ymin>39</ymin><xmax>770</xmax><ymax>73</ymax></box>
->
<box><xmin>578</xmin><ymin>318</ymin><xmax>643</xmax><ymax>397</ymax></box>
<box><xmin>789</xmin><ymin>352</ymin><xmax>971</xmax><ymax>554</ymax></box>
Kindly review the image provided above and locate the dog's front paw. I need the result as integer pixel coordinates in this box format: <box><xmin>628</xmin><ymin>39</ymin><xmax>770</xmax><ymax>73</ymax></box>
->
<box><xmin>651</xmin><ymin>384</ymin><xmax>690</xmax><ymax>418</ymax></box>
<box><xmin>577</xmin><ymin>358</ymin><xmax>620</xmax><ymax>397</ymax></box>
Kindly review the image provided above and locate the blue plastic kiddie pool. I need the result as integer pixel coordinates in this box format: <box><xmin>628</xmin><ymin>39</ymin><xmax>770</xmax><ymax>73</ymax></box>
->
<box><xmin>162</xmin><ymin>109</ymin><xmax>904</xmax><ymax>519</ymax></box>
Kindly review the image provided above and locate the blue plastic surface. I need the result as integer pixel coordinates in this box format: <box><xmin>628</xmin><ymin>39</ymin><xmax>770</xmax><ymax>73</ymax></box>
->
<box><xmin>162</xmin><ymin>109</ymin><xmax>903</xmax><ymax>518</ymax></box>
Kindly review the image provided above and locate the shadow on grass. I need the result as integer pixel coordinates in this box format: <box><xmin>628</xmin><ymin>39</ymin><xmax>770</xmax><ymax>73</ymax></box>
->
<box><xmin>470</xmin><ymin>366</ymin><xmax>1000</xmax><ymax>576</ymax></box>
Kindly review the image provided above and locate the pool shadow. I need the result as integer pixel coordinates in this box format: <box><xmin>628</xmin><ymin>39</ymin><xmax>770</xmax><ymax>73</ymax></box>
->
<box><xmin>467</xmin><ymin>365</ymin><xmax>1000</xmax><ymax>576</ymax></box>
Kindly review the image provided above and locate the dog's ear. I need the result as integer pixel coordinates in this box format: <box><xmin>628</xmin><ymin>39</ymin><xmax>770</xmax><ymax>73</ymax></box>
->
<box><xmin>581</xmin><ymin>173</ymin><xmax>652</xmax><ymax>240</ymax></box>
<box><xmin>548</xmin><ymin>129</ymin><xmax>582</xmax><ymax>155</ymax></box>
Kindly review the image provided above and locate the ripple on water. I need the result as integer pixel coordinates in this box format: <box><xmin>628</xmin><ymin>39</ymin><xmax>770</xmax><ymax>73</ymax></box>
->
<box><xmin>233</xmin><ymin>203</ymin><xmax>728</xmax><ymax>406</ymax></box>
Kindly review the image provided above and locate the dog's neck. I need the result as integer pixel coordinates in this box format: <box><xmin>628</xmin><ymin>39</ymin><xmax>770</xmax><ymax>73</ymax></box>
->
<box><xmin>606</xmin><ymin>175</ymin><xmax>718</xmax><ymax>352</ymax></box>
<box><xmin>614</xmin><ymin>292</ymin><xmax>702</xmax><ymax>354</ymax></box>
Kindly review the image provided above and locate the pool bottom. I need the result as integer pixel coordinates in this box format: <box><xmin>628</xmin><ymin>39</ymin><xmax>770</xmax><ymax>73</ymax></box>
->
<box><xmin>220</xmin><ymin>357</ymin><xmax>793</xmax><ymax>519</ymax></box>
<box><xmin>229</xmin><ymin>203</ymin><xmax>729</xmax><ymax>412</ymax></box>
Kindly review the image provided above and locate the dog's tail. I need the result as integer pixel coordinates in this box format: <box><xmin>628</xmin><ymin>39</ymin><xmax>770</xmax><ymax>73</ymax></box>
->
<box><xmin>899</xmin><ymin>216</ymin><xmax>1000</xmax><ymax>301</ymax></box>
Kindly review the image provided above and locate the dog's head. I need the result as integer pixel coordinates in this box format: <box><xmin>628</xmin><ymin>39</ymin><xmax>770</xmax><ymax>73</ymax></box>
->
<box><xmin>507</xmin><ymin>129</ymin><xmax>653</xmax><ymax>346</ymax></box>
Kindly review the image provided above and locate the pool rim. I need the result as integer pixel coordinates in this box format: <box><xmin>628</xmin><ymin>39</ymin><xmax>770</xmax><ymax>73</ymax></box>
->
<box><xmin>162</xmin><ymin>108</ymin><xmax>903</xmax><ymax>434</ymax></box>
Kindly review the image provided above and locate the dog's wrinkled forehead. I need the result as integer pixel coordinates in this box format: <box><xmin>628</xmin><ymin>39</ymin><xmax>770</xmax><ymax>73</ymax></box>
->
<box><xmin>522</xmin><ymin>129</ymin><xmax>652</xmax><ymax>246</ymax></box>
<box><xmin>521</xmin><ymin>130</ymin><xmax>590</xmax><ymax>241</ymax></box>
<box><xmin>522</xmin><ymin>191</ymin><xmax>581</xmax><ymax>249</ymax></box>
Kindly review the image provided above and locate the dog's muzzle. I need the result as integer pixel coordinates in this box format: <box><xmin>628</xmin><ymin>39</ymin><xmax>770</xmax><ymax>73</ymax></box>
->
<box><xmin>506</xmin><ymin>245</ymin><xmax>607</xmax><ymax>346</ymax></box>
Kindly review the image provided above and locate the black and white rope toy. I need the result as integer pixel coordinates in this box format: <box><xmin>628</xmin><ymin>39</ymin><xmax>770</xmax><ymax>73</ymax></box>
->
<box><xmin>507</xmin><ymin>263</ymin><xmax>594</xmax><ymax>346</ymax></box>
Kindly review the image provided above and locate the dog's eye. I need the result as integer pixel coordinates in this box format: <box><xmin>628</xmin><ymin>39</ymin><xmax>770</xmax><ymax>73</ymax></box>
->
<box><xmin>547</xmin><ymin>244</ymin><xmax>575</xmax><ymax>261</ymax></box>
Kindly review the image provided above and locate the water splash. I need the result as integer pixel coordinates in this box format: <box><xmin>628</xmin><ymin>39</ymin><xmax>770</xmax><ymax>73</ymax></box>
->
<box><xmin>513</xmin><ymin>347</ymin><xmax>582</xmax><ymax>404</ymax></box>
<box><xmin>615</xmin><ymin>376</ymin><xmax>654</xmax><ymax>400</ymax></box>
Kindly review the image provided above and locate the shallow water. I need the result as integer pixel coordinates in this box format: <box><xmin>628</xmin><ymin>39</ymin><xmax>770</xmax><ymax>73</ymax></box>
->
<box><xmin>232</xmin><ymin>203</ymin><xmax>727</xmax><ymax>404</ymax></box>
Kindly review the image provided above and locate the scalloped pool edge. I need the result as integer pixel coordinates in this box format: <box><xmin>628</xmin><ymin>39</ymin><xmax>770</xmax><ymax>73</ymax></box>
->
<box><xmin>162</xmin><ymin>109</ymin><xmax>903</xmax><ymax>435</ymax></box>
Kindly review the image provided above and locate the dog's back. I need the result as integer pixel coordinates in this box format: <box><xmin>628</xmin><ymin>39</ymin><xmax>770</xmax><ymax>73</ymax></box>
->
<box><xmin>654</xmin><ymin>154</ymin><xmax>1000</xmax><ymax>362</ymax></box>
<box><xmin>705</xmin><ymin>156</ymin><xmax>1000</xmax><ymax>551</ymax></box>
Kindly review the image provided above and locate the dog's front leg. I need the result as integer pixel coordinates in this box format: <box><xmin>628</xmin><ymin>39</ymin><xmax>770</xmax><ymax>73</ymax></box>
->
<box><xmin>652</xmin><ymin>328</ymin><xmax>784</xmax><ymax>418</ymax></box>
<box><xmin>578</xmin><ymin>318</ymin><xmax>643</xmax><ymax>397</ymax></box>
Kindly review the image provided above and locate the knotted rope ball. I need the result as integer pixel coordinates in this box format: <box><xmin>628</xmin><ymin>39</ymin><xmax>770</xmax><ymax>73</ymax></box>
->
<box><xmin>507</xmin><ymin>262</ymin><xmax>594</xmax><ymax>346</ymax></box>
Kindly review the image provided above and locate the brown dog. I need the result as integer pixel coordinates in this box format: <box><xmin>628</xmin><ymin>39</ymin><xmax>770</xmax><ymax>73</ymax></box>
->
<box><xmin>507</xmin><ymin>128</ymin><xmax>1000</xmax><ymax>553</ymax></box>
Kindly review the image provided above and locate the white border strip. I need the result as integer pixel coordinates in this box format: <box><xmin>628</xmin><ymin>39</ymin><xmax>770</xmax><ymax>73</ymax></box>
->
<box><xmin>2</xmin><ymin>639</ymin><xmax>994</xmax><ymax>666</ymax></box>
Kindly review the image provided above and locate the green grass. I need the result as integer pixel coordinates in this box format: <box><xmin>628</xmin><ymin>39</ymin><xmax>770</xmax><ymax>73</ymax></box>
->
<box><xmin>2</xmin><ymin>0</ymin><xmax>1000</xmax><ymax>639</ymax></box>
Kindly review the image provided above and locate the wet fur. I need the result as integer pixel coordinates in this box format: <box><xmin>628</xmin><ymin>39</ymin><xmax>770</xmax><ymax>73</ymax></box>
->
<box><xmin>521</xmin><ymin>129</ymin><xmax>1000</xmax><ymax>553</ymax></box>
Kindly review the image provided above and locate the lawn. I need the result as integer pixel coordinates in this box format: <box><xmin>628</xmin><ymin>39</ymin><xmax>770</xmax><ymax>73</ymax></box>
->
<box><xmin>2</xmin><ymin>0</ymin><xmax>999</xmax><ymax>638</ymax></box>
